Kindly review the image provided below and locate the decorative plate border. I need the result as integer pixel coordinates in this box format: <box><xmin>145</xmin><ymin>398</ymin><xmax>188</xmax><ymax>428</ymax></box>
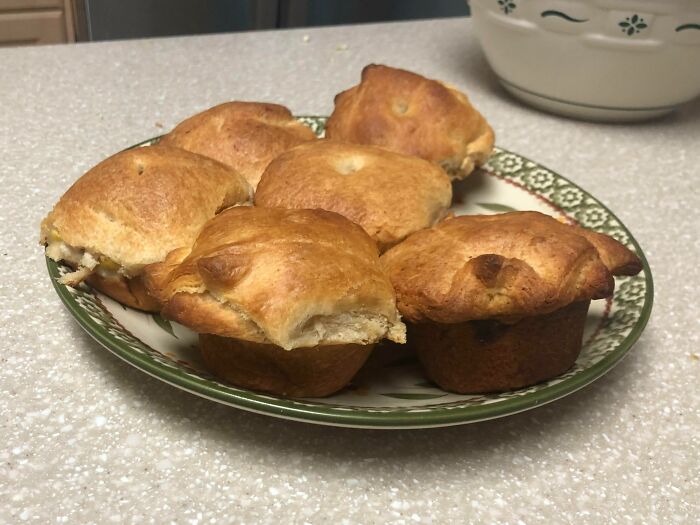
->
<box><xmin>46</xmin><ymin>117</ymin><xmax>653</xmax><ymax>428</ymax></box>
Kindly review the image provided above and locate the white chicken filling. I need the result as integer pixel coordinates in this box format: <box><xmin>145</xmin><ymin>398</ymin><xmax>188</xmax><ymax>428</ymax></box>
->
<box><xmin>45</xmin><ymin>240</ymin><xmax>122</xmax><ymax>286</ymax></box>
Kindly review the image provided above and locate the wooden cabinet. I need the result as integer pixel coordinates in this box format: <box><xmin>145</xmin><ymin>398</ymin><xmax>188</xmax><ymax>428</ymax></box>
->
<box><xmin>0</xmin><ymin>0</ymin><xmax>75</xmax><ymax>46</ymax></box>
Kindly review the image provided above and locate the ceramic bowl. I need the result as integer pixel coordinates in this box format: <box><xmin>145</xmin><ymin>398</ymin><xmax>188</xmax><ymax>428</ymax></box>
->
<box><xmin>469</xmin><ymin>0</ymin><xmax>700</xmax><ymax>121</ymax></box>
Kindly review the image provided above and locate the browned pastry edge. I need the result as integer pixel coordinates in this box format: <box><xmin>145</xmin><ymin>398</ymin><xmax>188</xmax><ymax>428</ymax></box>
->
<box><xmin>574</xmin><ymin>226</ymin><xmax>643</xmax><ymax>276</ymax></box>
<box><xmin>199</xmin><ymin>334</ymin><xmax>374</xmax><ymax>397</ymax></box>
<box><xmin>412</xmin><ymin>301</ymin><xmax>590</xmax><ymax>394</ymax></box>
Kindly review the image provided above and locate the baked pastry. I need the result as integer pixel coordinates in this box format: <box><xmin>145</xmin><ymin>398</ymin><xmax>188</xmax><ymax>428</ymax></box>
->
<box><xmin>144</xmin><ymin>207</ymin><xmax>406</xmax><ymax>397</ymax></box>
<box><xmin>159</xmin><ymin>101</ymin><xmax>317</xmax><ymax>189</ymax></box>
<box><xmin>41</xmin><ymin>145</ymin><xmax>252</xmax><ymax>311</ymax></box>
<box><xmin>255</xmin><ymin>140</ymin><xmax>452</xmax><ymax>251</ymax></box>
<box><xmin>325</xmin><ymin>64</ymin><xmax>495</xmax><ymax>180</ymax></box>
<box><xmin>380</xmin><ymin>211</ymin><xmax>642</xmax><ymax>393</ymax></box>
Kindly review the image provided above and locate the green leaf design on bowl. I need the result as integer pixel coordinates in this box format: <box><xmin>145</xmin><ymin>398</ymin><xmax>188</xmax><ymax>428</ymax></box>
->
<box><xmin>541</xmin><ymin>10</ymin><xmax>588</xmax><ymax>23</ymax></box>
<box><xmin>381</xmin><ymin>393</ymin><xmax>448</xmax><ymax>400</ymax></box>
<box><xmin>497</xmin><ymin>0</ymin><xmax>516</xmax><ymax>15</ymax></box>
<box><xmin>619</xmin><ymin>15</ymin><xmax>647</xmax><ymax>36</ymax></box>
<box><xmin>151</xmin><ymin>314</ymin><xmax>178</xmax><ymax>338</ymax></box>
<box><xmin>477</xmin><ymin>202</ymin><xmax>518</xmax><ymax>213</ymax></box>
<box><xmin>676</xmin><ymin>23</ymin><xmax>700</xmax><ymax>32</ymax></box>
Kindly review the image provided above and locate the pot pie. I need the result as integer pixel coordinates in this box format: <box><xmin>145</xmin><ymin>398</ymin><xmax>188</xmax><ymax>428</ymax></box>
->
<box><xmin>380</xmin><ymin>212</ymin><xmax>642</xmax><ymax>394</ymax></box>
<box><xmin>144</xmin><ymin>207</ymin><xmax>406</xmax><ymax>397</ymax></box>
<box><xmin>325</xmin><ymin>64</ymin><xmax>495</xmax><ymax>180</ymax></box>
<box><xmin>255</xmin><ymin>140</ymin><xmax>452</xmax><ymax>252</ymax></box>
<box><xmin>41</xmin><ymin>146</ymin><xmax>252</xmax><ymax>311</ymax></box>
<box><xmin>159</xmin><ymin>101</ymin><xmax>317</xmax><ymax>189</ymax></box>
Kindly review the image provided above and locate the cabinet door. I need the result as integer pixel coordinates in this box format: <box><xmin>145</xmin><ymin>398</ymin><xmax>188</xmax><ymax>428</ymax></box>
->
<box><xmin>0</xmin><ymin>10</ymin><xmax>67</xmax><ymax>46</ymax></box>
<box><xmin>0</xmin><ymin>0</ymin><xmax>63</xmax><ymax>8</ymax></box>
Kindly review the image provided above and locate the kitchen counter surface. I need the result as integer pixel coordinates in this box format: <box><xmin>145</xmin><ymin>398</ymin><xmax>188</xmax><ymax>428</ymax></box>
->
<box><xmin>1</xmin><ymin>18</ymin><xmax>698</xmax><ymax>524</ymax></box>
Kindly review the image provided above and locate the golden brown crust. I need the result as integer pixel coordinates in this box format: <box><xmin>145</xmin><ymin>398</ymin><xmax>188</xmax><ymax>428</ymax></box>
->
<box><xmin>144</xmin><ymin>207</ymin><xmax>406</xmax><ymax>349</ymax></box>
<box><xmin>87</xmin><ymin>273</ymin><xmax>161</xmax><ymax>312</ymax></box>
<box><xmin>159</xmin><ymin>101</ymin><xmax>317</xmax><ymax>189</ymax></box>
<box><xmin>255</xmin><ymin>140</ymin><xmax>452</xmax><ymax>251</ymax></box>
<box><xmin>41</xmin><ymin>145</ymin><xmax>252</xmax><ymax>273</ymax></box>
<box><xmin>325</xmin><ymin>64</ymin><xmax>495</xmax><ymax>179</ymax></box>
<box><xmin>412</xmin><ymin>301</ymin><xmax>590</xmax><ymax>393</ymax></box>
<box><xmin>199</xmin><ymin>334</ymin><xmax>373</xmax><ymax>397</ymax></box>
<box><xmin>380</xmin><ymin>212</ymin><xmax>641</xmax><ymax>323</ymax></box>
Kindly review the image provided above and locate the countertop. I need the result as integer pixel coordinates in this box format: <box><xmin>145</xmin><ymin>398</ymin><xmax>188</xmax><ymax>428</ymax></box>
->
<box><xmin>1</xmin><ymin>18</ymin><xmax>698</xmax><ymax>524</ymax></box>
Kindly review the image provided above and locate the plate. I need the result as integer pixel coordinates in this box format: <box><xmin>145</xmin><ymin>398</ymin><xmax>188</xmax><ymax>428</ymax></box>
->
<box><xmin>46</xmin><ymin>116</ymin><xmax>653</xmax><ymax>429</ymax></box>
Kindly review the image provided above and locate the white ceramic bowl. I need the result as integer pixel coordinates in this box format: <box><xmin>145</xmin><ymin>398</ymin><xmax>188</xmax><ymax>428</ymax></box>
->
<box><xmin>469</xmin><ymin>0</ymin><xmax>700</xmax><ymax>121</ymax></box>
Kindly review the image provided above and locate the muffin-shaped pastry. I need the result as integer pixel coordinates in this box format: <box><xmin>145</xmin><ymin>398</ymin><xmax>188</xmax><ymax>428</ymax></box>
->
<box><xmin>40</xmin><ymin>146</ymin><xmax>252</xmax><ymax>311</ymax></box>
<box><xmin>159</xmin><ymin>101</ymin><xmax>316</xmax><ymax>189</ymax></box>
<box><xmin>144</xmin><ymin>207</ymin><xmax>406</xmax><ymax>397</ymax></box>
<box><xmin>380</xmin><ymin>212</ymin><xmax>642</xmax><ymax>394</ymax></box>
<box><xmin>325</xmin><ymin>64</ymin><xmax>495</xmax><ymax>180</ymax></box>
<box><xmin>255</xmin><ymin>140</ymin><xmax>452</xmax><ymax>252</ymax></box>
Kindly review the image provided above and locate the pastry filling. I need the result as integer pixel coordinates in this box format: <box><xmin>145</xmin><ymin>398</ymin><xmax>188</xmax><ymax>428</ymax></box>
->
<box><xmin>44</xmin><ymin>230</ymin><xmax>123</xmax><ymax>286</ymax></box>
<box><xmin>291</xmin><ymin>311</ymin><xmax>406</xmax><ymax>349</ymax></box>
<box><xmin>203</xmin><ymin>291</ymin><xmax>406</xmax><ymax>349</ymax></box>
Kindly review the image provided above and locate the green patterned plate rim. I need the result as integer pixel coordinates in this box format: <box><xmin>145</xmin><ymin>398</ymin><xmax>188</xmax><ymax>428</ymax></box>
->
<box><xmin>46</xmin><ymin>116</ymin><xmax>653</xmax><ymax>429</ymax></box>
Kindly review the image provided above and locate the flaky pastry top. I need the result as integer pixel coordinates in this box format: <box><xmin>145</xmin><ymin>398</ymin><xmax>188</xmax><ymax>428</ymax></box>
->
<box><xmin>325</xmin><ymin>64</ymin><xmax>494</xmax><ymax>179</ymax></box>
<box><xmin>144</xmin><ymin>207</ymin><xmax>406</xmax><ymax>349</ymax></box>
<box><xmin>40</xmin><ymin>145</ymin><xmax>252</xmax><ymax>274</ymax></box>
<box><xmin>380</xmin><ymin>212</ymin><xmax>642</xmax><ymax>323</ymax></box>
<box><xmin>159</xmin><ymin>101</ymin><xmax>316</xmax><ymax>189</ymax></box>
<box><xmin>255</xmin><ymin>140</ymin><xmax>452</xmax><ymax>251</ymax></box>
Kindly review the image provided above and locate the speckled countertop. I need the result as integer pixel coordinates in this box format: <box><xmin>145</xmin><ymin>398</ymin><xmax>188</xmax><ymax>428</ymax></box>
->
<box><xmin>1</xmin><ymin>18</ymin><xmax>698</xmax><ymax>524</ymax></box>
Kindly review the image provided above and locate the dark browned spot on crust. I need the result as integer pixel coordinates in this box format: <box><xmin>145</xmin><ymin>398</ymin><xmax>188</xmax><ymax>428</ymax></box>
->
<box><xmin>472</xmin><ymin>254</ymin><xmax>505</xmax><ymax>287</ymax></box>
<box><xmin>612</xmin><ymin>259</ymin><xmax>644</xmax><ymax>276</ymax></box>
